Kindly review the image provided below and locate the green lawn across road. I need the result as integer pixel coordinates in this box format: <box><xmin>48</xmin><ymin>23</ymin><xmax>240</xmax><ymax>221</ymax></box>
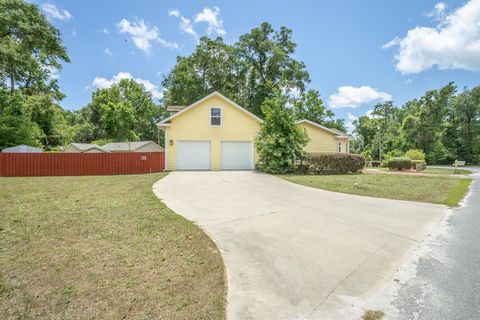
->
<box><xmin>280</xmin><ymin>173</ymin><xmax>472</xmax><ymax>207</ymax></box>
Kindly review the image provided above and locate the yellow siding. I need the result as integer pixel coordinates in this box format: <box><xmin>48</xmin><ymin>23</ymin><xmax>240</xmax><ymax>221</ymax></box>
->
<box><xmin>299</xmin><ymin>122</ymin><xmax>348</xmax><ymax>153</ymax></box>
<box><xmin>165</xmin><ymin>95</ymin><xmax>260</xmax><ymax>170</ymax></box>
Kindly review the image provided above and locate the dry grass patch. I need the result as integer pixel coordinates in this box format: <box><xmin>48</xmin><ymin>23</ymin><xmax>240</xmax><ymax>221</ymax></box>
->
<box><xmin>362</xmin><ymin>309</ymin><xmax>385</xmax><ymax>320</ymax></box>
<box><xmin>0</xmin><ymin>174</ymin><xmax>225</xmax><ymax>319</ymax></box>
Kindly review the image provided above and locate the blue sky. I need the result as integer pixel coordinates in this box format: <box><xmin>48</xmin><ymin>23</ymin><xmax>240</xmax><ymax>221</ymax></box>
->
<box><xmin>35</xmin><ymin>0</ymin><xmax>480</xmax><ymax>131</ymax></box>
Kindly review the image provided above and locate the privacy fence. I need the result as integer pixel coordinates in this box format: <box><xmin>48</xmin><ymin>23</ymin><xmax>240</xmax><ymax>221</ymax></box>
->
<box><xmin>0</xmin><ymin>152</ymin><xmax>165</xmax><ymax>177</ymax></box>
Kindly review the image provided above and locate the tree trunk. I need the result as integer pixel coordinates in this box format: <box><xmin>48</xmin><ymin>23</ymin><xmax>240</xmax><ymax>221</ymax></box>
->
<box><xmin>10</xmin><ymin>74</ymin><xmax>15</xmax><ymax>94</ymax></box>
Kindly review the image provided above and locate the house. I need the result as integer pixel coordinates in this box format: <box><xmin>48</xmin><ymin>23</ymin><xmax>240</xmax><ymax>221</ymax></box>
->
<box><xmin>157</xmin><ymin>91</ymin><xmax>353</xmax><ymax>171</ymax></box>
<box><xmin>64</xmin><ymin>143</ymin><xmax>110</xmax><ymax>153</ymax></box>
<box><xmin>1</xmin><ymin>145</ymin><xmax>43</xmax><ymax>153</ymax></box>
<box><xmin>102</xmin><ymin>141</ymin><xmax>164</xmax><ymax>153</ymax></box>
<box><xmin>297</xmin><ymin>119</ymin><xmax>352</xmax><ymax>154</ymax></box>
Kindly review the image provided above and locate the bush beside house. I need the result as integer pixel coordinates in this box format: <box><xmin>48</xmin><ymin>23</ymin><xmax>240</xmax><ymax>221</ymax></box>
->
<box><xmin>295</xmin><ymin>153</ymin><xmax>365</xmax><ymax>175</ymax></box>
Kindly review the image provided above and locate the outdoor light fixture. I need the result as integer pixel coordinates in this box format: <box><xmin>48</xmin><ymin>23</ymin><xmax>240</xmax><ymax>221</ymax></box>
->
<box><xmin>169</xmin><ymin>139</ymin><xmax>174</xmax><ymax>146</ymax></box>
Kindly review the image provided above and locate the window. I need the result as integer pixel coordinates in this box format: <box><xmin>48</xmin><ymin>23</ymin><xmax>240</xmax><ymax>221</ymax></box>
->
<box><xmin>210</xmin><ymin>107</ymin><xmax>221</xmax><ymax>126</ymax></box>
<box><xmin>338</xmin><ymin>142</ymin><xmax>342</xmax><ymax>153</ymax></box>
<box><xmin>346</xmin><ymin>142</ymin><xmax>350</xmax><ymax>154</ymax></box>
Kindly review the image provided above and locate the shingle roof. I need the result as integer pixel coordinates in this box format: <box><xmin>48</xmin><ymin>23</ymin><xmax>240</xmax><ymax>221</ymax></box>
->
<box><xmin>102</xmin><ymin>141</ymin><xmax>163</xmax><ymax>152</ymax></box>
<box><xmin>68</xmin><ymin>143</ymin><xmax>109</xmax><ymax>152</ymax></box>
<box><xmin>1</xmin><ymin>145</ymin><xmax>43</xmax><ymax>153</ymax></box>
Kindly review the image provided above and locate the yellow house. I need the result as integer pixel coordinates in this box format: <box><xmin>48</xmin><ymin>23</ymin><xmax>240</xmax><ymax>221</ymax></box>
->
<box><xmin>157</xmin><ymin>92</ymin><xmax>353</xmax><ymax>171</ymax></box>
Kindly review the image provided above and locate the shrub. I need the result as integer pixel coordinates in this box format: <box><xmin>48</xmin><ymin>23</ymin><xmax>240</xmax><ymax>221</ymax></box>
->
<box><xmin>415</xmin><ymin>161</ymin><xmax>426</xmax><ymax>172</ymax></box>
<box><xmin>295</xmin><ymin>153</ymin><xmax>366</xmax><ymax>175</ymax></box>
<box><xmin>405</xmin><ymin>149</ymin><xmax>426</xmax><ymax>161</ymax></box>
<box><xmin>380</xmin><ymin>150</ymin><xmax>403</xmax><ymax>167</ymax></box>
<box><xmin>388</xmin><ymin>157</ymin><xmax>412</xmax><ymax>170</ymax></box>
<box><xmin>256</xmin><ymin>93</ymin><xmax>309</xmax><ymax>174</ymax></box>
<box><xmin>411</xmin><ymin>159</ymin><xmax>426</xmax><ymax>170</ymax></box>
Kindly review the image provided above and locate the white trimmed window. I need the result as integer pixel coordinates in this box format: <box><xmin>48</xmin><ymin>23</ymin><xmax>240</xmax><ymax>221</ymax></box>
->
<box><xmin>346</xmin><ymin>142</ymin><xmax>350</xmax><ymax>153</ymax></box>
<box><xmin>338</xmin><ymin>142</ymin><xmax>342</xmax><ymax>153</ymax></box>
<box><xmin>210</xmin><ymin>107</ymin><xmax>221</xmax><ymax>126</ymax></box>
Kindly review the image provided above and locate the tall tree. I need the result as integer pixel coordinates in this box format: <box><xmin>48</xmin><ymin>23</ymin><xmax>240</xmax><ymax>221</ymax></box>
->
<box><xmin>0</xmin><ymin>0</ymin><xmax>69</xmax><ymax>93</ymax></box>
<box><xmin>236</xmin><ymin>22</ymin><xmax>310</xmax><ymax>116</ymax></box>
<box><xmin>82</xmin><ymin>79</ymin><xmax>166</xmax><ymax>143</ymax></box>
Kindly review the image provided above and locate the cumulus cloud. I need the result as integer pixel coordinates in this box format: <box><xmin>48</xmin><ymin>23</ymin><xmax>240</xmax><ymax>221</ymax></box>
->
<box><xmin>328</xmin><ymin>86</ymin><xmax>392</xmax><ymax>108</ymax></box>
<box><xmin>41</xmin><ymin>3</ymin><xmax>72</xmax><ymax>21</ymax></box>
<box><xmin>195</xmin><ymin>7</ymin><xmax>226</xmax><ymax>35</ymax></box>
<box><xmin>383</xmin><ymin>0</ymin><xmax>480</xmax><ymax>74</ymax></box>
<box><xmin>426</xmin><ymin>2</ymin><xmax>447</xmax><ymax>20</ymax></box>
<box><xmin>104</xmin><ymin>48</ymin><xmax>113</xmax><ymax>56</ymax></box>
<box><xmin>169</xmin><ymin>7</ymin><xmax>225</xmax><ymax>39</ymax></box>
<box><xmin>92</xmin><ymin>72</ymin><xmax>163</xmax><ymax>99</ymax></box>
<box><xmin>117</xmin><ymin>18</ymin><xmax>179</xmax><ymax>55</ymax></box>
<box><xmin>346</xmin><ymin>112</ymin><xmax>358</xmax><ymax>133</ymax></box>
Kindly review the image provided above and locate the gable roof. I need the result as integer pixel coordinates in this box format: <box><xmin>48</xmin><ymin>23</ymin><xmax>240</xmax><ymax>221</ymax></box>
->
<box><xmin>157</xmin><ymin>91</ymin><xmax>263</xmax><ymax>126</ymax></box>
<box><xmin>103</xmin><ymin>141</ymin><xmax>163</xmax><ymax>152</ymax></box>
<box><xmin>2</xmin><ymin>145</ymin><xmax>43</xmax><ymax>153</ymax></box>
<box><xmin>296</xmin><ymin>119</ymin><xmax>354</xmax><ymax>140</ymax></box>
<box><xmin>67</xmin><ymin>143</ymin><xmax>110</xmax><ymax>153</ymax></box>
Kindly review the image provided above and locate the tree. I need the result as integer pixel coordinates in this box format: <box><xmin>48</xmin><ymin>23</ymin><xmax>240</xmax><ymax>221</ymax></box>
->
<box><xmin>82</xmin><ymin>79</ymin><xmax>166</xmax><ymax>143</ymax></box>
<box><xmin>162</xmin><ymin>36</ymin><xmax>244</xmax><ymax>106</ymax></box>
<box><xmin>255</xmin><ymin>89</ymin><xmax>309</xmax><ymax>173</ymax></box>
<box><xmin>236</xmin><ymin>22</ymin><xmax>310</xmax><ymax>116</ymax></box>
<box><xmin>293</xmin><ymin>89</ymin><xmax>333</xmax><ymax>123</ymax></box>
<box><xmin>0</xmin><ymin>0</ymin><xmax>69</xmax><ymax>93</ymax></box>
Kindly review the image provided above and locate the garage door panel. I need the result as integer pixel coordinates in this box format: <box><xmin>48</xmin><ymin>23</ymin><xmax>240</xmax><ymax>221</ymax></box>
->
<box><xmin>221</xmin><ymin>141</ymin><xmax>254</xmax><ymax>170</ymax></box>
<box><xmin>177</xmin><ymin>141</ymin><xmax>211</xmax><ymax>170</ymax></box>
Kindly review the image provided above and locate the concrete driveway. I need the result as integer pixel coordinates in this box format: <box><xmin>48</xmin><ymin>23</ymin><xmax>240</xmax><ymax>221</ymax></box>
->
<box><xmin>153</xmin><ymin>171</ymin><xmax>446</xmax><ymax>320</ymax></box>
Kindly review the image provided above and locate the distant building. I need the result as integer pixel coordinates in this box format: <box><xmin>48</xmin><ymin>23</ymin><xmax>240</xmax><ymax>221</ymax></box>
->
<box><xmin>64</xmin><ymin>143</ymin><xmax>110</xmax><ymax>153</ymax></box>
<box><xmin>102</xmin><ymin>141</ymin><xmax>164</xmax><ymax>153</ymax></box>
<box><xmin>1</xmin><ymin>145</ymin><xmax>43</xmax><ymax>153</ymax></box>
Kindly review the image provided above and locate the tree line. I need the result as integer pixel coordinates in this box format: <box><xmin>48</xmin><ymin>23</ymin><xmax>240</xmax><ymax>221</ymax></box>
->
<box><xmin>353</xmin><ymin>83</ymin><xmax>480</xmax><ymax>164</ymax></box>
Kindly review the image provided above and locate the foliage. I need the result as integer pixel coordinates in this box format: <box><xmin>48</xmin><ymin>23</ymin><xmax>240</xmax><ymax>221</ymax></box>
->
<box><xmin>0</xmin><ymin>0</ymin><xmax>69</xmax><ymax>93</ymax></box>
<box><xmin>353</xmin><ymin>83</ymin><xmax>480</xmax><ymax>164</ymax></box>
<box><xmin>295</xmin><ymin>153</ymin><xmax>365</xmax><ymax>175</ymax></box>
<box><xmin>81</xmin><ymin>79</ymin><xmax>166</xmax><ymax>143</ymax></box>
<box><xmin>255</xmin><ymin>91</ymin><xmax>309</xmax><ymax>174</ymax></box>
<box><xmin>380</xmin><ymin>149</ymin><xmax>403</xmax><ymax>167</ymax></box>
<box><xmin>388</xmin><ymin>157</ymin><xmax>412</xmax><ymax>171</ymax></box>
<box><xmin>405</xmin><ymin>149</ymin><xmax>426</xmax><ymax>161</ymax></box>
<box><xmin>413</xmin><ymin>160</ymin><xmax>426</xmax><ymax>172</ymax></box>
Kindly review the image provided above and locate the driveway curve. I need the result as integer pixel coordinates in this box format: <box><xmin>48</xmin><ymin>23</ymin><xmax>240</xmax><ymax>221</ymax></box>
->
<box><xmin>153</xmin><ymin>171</ymin><xmax>446</xmax><ymax>320</ymax></box>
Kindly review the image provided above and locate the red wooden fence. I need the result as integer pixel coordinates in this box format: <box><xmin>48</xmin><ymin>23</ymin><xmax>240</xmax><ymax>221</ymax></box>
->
<box><xmin>0</xmin><ymin>152</ymin><xmax>165</xmax><ymax>177</ymax></box>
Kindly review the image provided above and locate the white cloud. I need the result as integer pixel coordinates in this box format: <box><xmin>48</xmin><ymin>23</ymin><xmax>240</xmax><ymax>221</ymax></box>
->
<box><xmin>41</xmin><ymin>3</ymin><xmax>72</xmax><ymax>21</ymax></box>
<box><xmin>168</xmin><ymin>9</ymin><xmax>180</xmax><ymax>18</ymax></box>
<box><xmin>346</xmin><ymin>112</ymin><xmax>358</xmax><ymax>133</ymax></box>
<box><xmin>92</xmin><ymin>72</ymin><xmax>163</xmax><ymax>99</ymax></box>
<box><xmin>194</xmin><ymin>7</ymin><xmax>226</xmax><ymax>35</ymax></box>
<box><xmin>71</xmin><ymin>28</ymin><xmax>77</xmax><ymax>37</ymax></box>
<box><xmin>117</xmin><ymin>18</ymin><xmax>179</xmax><ymax>55</ymax></box>
<box><xmin>426</xmin><ymin>2</ymin><xmax>447</xmax><ymax>20</ymax></box>
<box><xmin>104</xmin><ymin>48</ymin><xmax>113</xmax><ymax>56</ymax></box>
<box><xmin>102</xmin><ymin>28</ymin><xmax>109</xmax><ymax>34</ymax></box>
<box><xmin>328</xmin><ymin>86</ymin><xmax>392</xmax><ymax>108</ymax></box>
<box><xmin>384</xmin><ymin>0</ymin><xmax>480</xmax><ymax>74</ymax></box>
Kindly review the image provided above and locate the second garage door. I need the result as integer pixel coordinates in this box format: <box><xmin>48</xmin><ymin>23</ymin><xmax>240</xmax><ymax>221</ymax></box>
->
<box><xmin>221</xmin><ymin>141</ymin><xmax>254</xmax><ymax>170</ymax></box>
<box><xmin>177</xmin><ymin>141</ymin><xmax>211</xmax><ymax>170</ymax></box>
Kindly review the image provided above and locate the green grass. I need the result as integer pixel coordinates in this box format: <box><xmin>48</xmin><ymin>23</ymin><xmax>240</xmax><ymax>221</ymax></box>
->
<box><xmin>374</xmin><ymin>167</ymin><xmax>472</xmax><ymax>175</ymax></box>
<box><xmin>279</xmin><ymin>174</ymin><xmax>472</xmax><ymax>206</ymax></box>
<box><xmin>0</xmin><ymin>174</ymin><xmax>225</xmax><ymax>320</ymax></box>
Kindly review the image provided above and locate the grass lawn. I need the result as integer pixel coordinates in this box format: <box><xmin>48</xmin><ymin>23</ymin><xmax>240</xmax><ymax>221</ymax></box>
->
<box><xmin>279</xmin><ymin>174</ymin><xmax>472</xmax><ymax>206</ymax></box>
<box><xmin>374</xmin><ymin>167</ymin><xmax>472</xmax><ymax>175</ymax></box>
<box><xmin>0</xmin><ymin>174</ymin><xmax>225</xmax><ymax>319</ymax></box>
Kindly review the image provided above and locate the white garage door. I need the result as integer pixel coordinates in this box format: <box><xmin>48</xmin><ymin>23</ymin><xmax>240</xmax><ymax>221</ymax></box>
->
<box><xmin>177</xmin><ymin>141</ymin><xmax>211</xmax><ymax>170</ymax></box>
<box><xmin>221</xmin><ymin>141</ymin><xmax>254</xmax><ymax>170</ymax></box>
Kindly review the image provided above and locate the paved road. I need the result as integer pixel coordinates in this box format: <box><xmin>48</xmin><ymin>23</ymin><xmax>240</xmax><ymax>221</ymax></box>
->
<box><xmin>153</xmin><ymin>171</ymin><xmax>445</xmax><ymax>320</ymax></box>
<box><xmin>393</xmin><ymin>167</ymin><xmax>480</xmax><ymax>319</ymax></box>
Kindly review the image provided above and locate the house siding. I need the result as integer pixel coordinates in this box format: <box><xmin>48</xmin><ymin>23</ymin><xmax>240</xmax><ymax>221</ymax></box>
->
<box><xmin>165</xmin><ymin>95</ymin><xmax>260</xmax><ymax>170</ymax></box>
<box><xmin>299</xmin><ymin>122</ymin><xmax>348</xmax><ymax>153</ymax></box>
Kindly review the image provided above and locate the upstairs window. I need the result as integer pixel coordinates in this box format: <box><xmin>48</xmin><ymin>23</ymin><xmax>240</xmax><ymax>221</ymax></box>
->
<box><xmin>210</xmin><ymin>107</ymin><xmax>221</xmax><ymax>126</ymax></box>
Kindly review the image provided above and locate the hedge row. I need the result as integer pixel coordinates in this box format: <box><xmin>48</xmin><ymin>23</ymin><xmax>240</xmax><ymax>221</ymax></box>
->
<box><xmin>295</xmin><ymin>153</ymin><xmax>366</xmax><ymax>175</ymax></box>
<box><xmin>387</xmin><ymin>157</ymin><xmax>411</xmax><ymax>170</ymax></box>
